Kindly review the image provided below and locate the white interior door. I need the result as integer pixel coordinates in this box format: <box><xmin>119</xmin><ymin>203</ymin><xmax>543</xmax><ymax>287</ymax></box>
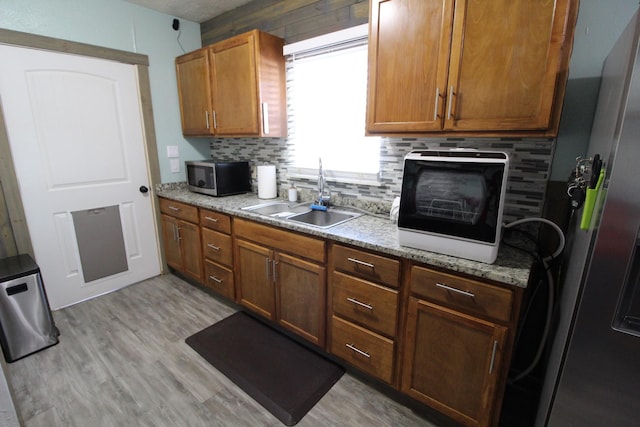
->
<box><xmin>0</xmin><ymin>45</ymin><xmax>161</xmax><ymax>309</ymax></box>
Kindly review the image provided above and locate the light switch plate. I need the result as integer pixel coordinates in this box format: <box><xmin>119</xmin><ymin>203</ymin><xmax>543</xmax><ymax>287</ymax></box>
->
<box><xmin>170</xmin><ymin>158</ymin><xmax>180</xmax><ymax>173</ymax></box>
<box><xmin>166</xmin><ymin>145</ymin><xmax>179</xmax><ymax>158</ymax></box>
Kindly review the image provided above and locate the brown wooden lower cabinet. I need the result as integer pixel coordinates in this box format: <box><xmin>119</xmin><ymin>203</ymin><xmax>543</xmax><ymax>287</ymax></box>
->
<box><xmin>160</xmin><ymin>214</ymin><xmax>202</xmax><ymax>282</ymax></box>
<box><xmin>235</xmin><ymin>239</ymin><xmax>275</xmax><ymax>319</ymax></box>
<box><xmin>157</xmin><ymin>200</ymin><xmax>524</xmax><ymax>427</ymax></box>
<box><xmin>401</xmin><ymin>297</ymin><xmax>508</xmax><ymax>427</ymax></box>
<box><xmin>234</xmin><ymin>219</ymin><xmax>327</xmax><ymax>347</ymax></box>
<box><xmin>275</xmin><ymin>251</ymin><xmax>326</xmax><ymax>346</ymax></box>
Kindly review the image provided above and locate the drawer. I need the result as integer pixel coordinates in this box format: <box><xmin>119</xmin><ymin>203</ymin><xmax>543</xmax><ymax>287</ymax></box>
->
<box><xmin>234</xmin><ymin>218</ymin><xmax>326</xmax><ymax>263</ymax></box>
<box><xmin>159</xmin><ymin>198</ymin><xmax>198</xmax><ymax>223</ymax></box>
<box><xmin>203</xmin><ymin>259</ymin><xmax>235</xmax><ymax>300</ymax></box>
<box><xmin>410</xmin><ymin>265</ymin><xmax>513</xmax><ymax>323</ymax></box>
<box><xmin>332</xmin><ymin>271</ymin><xmax>398</xmax><ymax>337</ymax></box>
<box><xmin>331</xmin><ymin>316</ymin><xmax>394</xmax><ymax>384</ymax></box>
<box><xmin>199</xmin><ymin>208</ymin><xmax>231</xmax><ymax>234</ymax></box>
<box><xmin>201</xmin><ymin>228</ymin><xmax>233</xmax><ymax>267</ymax></box>
<box><xmin>332</xmin><ymin>244</ymin><xmax>400</xmax><ymax>288</ymax></box>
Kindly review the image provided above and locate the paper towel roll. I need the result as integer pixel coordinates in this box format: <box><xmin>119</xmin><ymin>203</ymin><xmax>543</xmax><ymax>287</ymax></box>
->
<box><xmin>257</xmin><ymin>164</ymin><xmax>277</xmax><ymax>199</ymax></box>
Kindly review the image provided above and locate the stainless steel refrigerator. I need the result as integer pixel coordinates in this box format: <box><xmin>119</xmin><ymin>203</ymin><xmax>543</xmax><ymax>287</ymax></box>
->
<box><xmin>536</xmin><ymin>9</ymin><xmax>640</xmax><ymax>426</ymax></box>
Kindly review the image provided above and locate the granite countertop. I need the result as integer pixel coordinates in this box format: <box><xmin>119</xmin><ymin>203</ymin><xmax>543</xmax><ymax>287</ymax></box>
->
<box><xmin>156</xmin><ymin>186</ymin><xmax>534</xmax><ymax>288</ymax></box>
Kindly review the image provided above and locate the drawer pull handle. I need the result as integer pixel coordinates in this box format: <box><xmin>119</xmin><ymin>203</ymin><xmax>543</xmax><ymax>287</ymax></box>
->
<box><xmin>346</xmin><ymin>343</ymin><xmax>370</xmax><ymax>358</ymax></box>
<box><xmin>489</xmin><ymin>340</ymin><xmax>498</xmax><ymax>374</ymax></box>
<box><xmin>168</xmin><ymin>206</ymin><xmax>180</xmax><ymax>211</ymax></box>
<box><xmin>346</xmin><ymin>297</ymin><xmax>373</xmax><ymax>311</ymax></box>
<box><xmin>209</xmin><ymin>275</ymin><xmax>223</xmax><ymax>284</ymax></box>
<box><xmin>205</xmin><ymin>216</ymin><xmax>218</xmax><ymax>223</ymax></box>
<box><xmin>435</xmin><ymin>282</ymin><xmax>475</xmax><ymax>298</ymax></box>
<box><xmin>207</xmin><ymin>243</ymin><xmax>220</xmax><ymax>251</ymax></box>
<box><xmin>347</xmin><ymin>257</ymin><xmax>374</xmax><ymax>269</ymax></box>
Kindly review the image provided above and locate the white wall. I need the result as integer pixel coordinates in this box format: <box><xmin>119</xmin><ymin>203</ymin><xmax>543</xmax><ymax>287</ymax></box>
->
<box><xmin>0</xmin><ymin>0</ymin><xmax>210</xmax><ymax>182</ymax></box>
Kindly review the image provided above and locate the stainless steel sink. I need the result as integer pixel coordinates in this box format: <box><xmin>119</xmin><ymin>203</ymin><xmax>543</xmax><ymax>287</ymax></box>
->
<box><xmin>241</xmin><ymin>201</ymin><xmax>361</xmax><ymax>228</ymax></box>
<box><xmin>287</xmin><ymin>209</ymin><xmax>361</xmax><ymax>228</ymax></box>
<box><xmin>241</xmin><ymin>201</ymin><xmax>310</xmax><ymax>218</ymax></box>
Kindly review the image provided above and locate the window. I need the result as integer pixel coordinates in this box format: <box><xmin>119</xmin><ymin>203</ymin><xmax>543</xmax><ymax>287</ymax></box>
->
<box><xmin>284</xmin><ymin>25</ymin><xmax>380</xmax><ymax>184</ymax></box>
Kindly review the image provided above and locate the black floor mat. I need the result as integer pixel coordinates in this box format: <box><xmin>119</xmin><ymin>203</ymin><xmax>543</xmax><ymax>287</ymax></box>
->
<box><xmin>185</xmin><ymin>311</ymin><xmax>344</xmax><ymax>426</ymax></box>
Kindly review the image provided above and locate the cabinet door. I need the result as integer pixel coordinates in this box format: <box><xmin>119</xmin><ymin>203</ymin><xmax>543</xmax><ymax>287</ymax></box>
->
<box><xmin>444</xmin><ymin>0</ymin><xmax>568</xmax><ymax>132</ymax></box>
<box><xmin>275</xmin><ymin>252</ymin><xmax>326</xmax><ymax>347</ymax></box>
<box><xmin>402</xmin><ymin>297</ymin><xmax>507</xmax><ymax>427</ymax></box>
<box><xmin>366</xmin><ymin>0</ymin><xmax>454</xmax><ymax>133</ymax></box>
<box><xmin>178</xmin><ymin>220</ymin><xmax>203</xmax><ymax>282</ymax></box>
<box><xmin>161</xmin><ymin>214</ymin><xmax>182</xmax><ymax>271</ymax></box>
<box><xmin>175</xmin><ymin>49</ymin><xmax>213</xmax><ymax>136</ymax></box>
<box><xmin>210</xmin><ymin>33</ymin><xmax>260</xmax><ymax>135</ymax></box>
<box><xmin>236</xmin><ymin>239</ymin><xmax>275</xmax><ymax>319</ymax></box>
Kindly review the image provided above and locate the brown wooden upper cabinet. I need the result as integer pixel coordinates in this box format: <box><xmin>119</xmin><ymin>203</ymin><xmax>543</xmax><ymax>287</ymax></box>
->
<box><xmin>366</xmin><ymin>0</ymin><xmax>579</xmax><ymax>137</ymax></box>
<box><xmin>176</xmin><ymin>29</ymin><xmax>287</xmax><ymax>137</ymax></box>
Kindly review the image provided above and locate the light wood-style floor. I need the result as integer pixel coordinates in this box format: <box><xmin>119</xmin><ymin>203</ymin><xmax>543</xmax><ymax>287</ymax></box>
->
<box><xmin>6</xmin><ymin>274</ymin><xmax>439</xmax><ymax>427</ymax></box>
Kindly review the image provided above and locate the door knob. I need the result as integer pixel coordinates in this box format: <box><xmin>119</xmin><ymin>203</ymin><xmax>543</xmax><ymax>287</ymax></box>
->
<box><xmin>139</xmin><ymin>185</ymin><xmax>149</xmax><ymax>193</ymax></box>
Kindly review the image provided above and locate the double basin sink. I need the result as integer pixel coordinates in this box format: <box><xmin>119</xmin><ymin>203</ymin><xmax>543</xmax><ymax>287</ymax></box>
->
<box><xmin>241</xmin><ymin>201</ymin><xmax>362</xmax><ymax>228</ymax></box>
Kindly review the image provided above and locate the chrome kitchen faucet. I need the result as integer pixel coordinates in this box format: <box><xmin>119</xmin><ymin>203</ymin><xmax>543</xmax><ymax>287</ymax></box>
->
<box><xmin>317</xmin><ymin>157</ymin><xmax>331</xmax><ymax>207</ymax></box>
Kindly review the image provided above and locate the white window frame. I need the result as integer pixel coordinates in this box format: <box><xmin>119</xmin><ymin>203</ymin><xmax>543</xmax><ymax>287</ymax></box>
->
<box><xmin>283</xmin><ymin>24</ymin><xmax>382</xmax><ymax>186</ymax></box>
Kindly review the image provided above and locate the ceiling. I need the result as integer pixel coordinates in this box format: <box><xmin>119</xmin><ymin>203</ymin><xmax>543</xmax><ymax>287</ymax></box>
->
<box><xmin>125</xmin><ymin>0</ymin><xmax>253</xmax><ymax>23</ymax></box>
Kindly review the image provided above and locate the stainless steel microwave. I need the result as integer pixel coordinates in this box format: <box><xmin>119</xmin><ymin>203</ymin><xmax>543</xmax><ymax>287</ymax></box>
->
<box><xmin>185</xmin><ymin>160</ymin><xmax>251</xmax><ymax>197</ymax></box>
<box><xmin>397</xmin><ymin>149</ymin><xmax>509</xmax><ymax>264</ymax></box>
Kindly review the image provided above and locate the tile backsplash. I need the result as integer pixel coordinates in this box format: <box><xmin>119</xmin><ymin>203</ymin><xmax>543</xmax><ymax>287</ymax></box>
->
<box><xmin>206</xmin><ymin>136</ymin><xmax>555</xmax><ymax>222</ymax></box>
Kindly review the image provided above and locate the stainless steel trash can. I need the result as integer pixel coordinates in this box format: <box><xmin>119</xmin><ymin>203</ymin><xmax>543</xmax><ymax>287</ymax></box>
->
<box><xmin>0</xmin><ymin>254</ymin><xmax>59</xmax><ymax>362</ymax></box>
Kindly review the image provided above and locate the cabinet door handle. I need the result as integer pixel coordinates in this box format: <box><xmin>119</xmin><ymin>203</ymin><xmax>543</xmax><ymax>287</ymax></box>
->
<box><xmin>433</xmin><ymin>87</ymin><xmax>441</xmax><ymax>121</ymax></box>
<box><xmin>205</xmin><ymin>111</ymin><xmax>210</xmax><ymax>129</ymax></box>
<box><xmin>489</xmin><ymin>340</ymin><xmax>499</xmax><ymax>374</ymax></box>
<box><xmin>347</xmin><ymin>257</ymin><xmax>374</xmax><ymax>269</ymax></box>
<box><xmin>346</xmin><ymin>343</ymin><xmax>370</xmax><ymax>358</ymax></box>
<box><xmin>204</xmin><ymin>216</ymin><xmax>218</xmax><ymax>223</ymax></box>
<box><xmin>447</xmin><ymin>85</ymin><xmax>455</xmax><ymax>120</ymax></box>
<box><xmin>168</xmin><ymin>206</ymin><xmax>180</xmax><ymax>212</ymax></box>
<box><xmin>208</xmin><ymin>275</ymin><xmax>223</xmax><ymax>284</ymax></box>
<box><xmin>435</xmin><ymin>282</ymin><xmax>475</xmax><ymax>298</ymax></box>
<box><xmin>346</xmin><ymin>297</ymin><xmax>373</xmax><ymax>311</ymax></box>
<box><xmin>261</xmin><ymin>102</ymin><xmax>269</xmax><ymax>134</ymax></box>
<box><xmin>212</xmin><ymin>110</ymin><xmax>218</xmax><ymax>129</ymax></box>
<box><xmin>172</xmin><ymin>224</ymin><xmax>178</xmax><ymax>241</ymax></box>
<box><xmin>272</xmin><ymin>260</ymin><xmax>278</xmax><ymax>283</ymax></box>
<box><xmin>176</xmin><ymin>226</ymin><xmax>182</xmax><ymax>241</ymax></box>
<box><xmin>207</xmin><ymin>243</ymin><xmax>220</xmax><ymax>251</ymax></box>
<box><xmin>265</xmin><ymin>257</ymin><xmax>270</xmax><ymax>281</ymax></box>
